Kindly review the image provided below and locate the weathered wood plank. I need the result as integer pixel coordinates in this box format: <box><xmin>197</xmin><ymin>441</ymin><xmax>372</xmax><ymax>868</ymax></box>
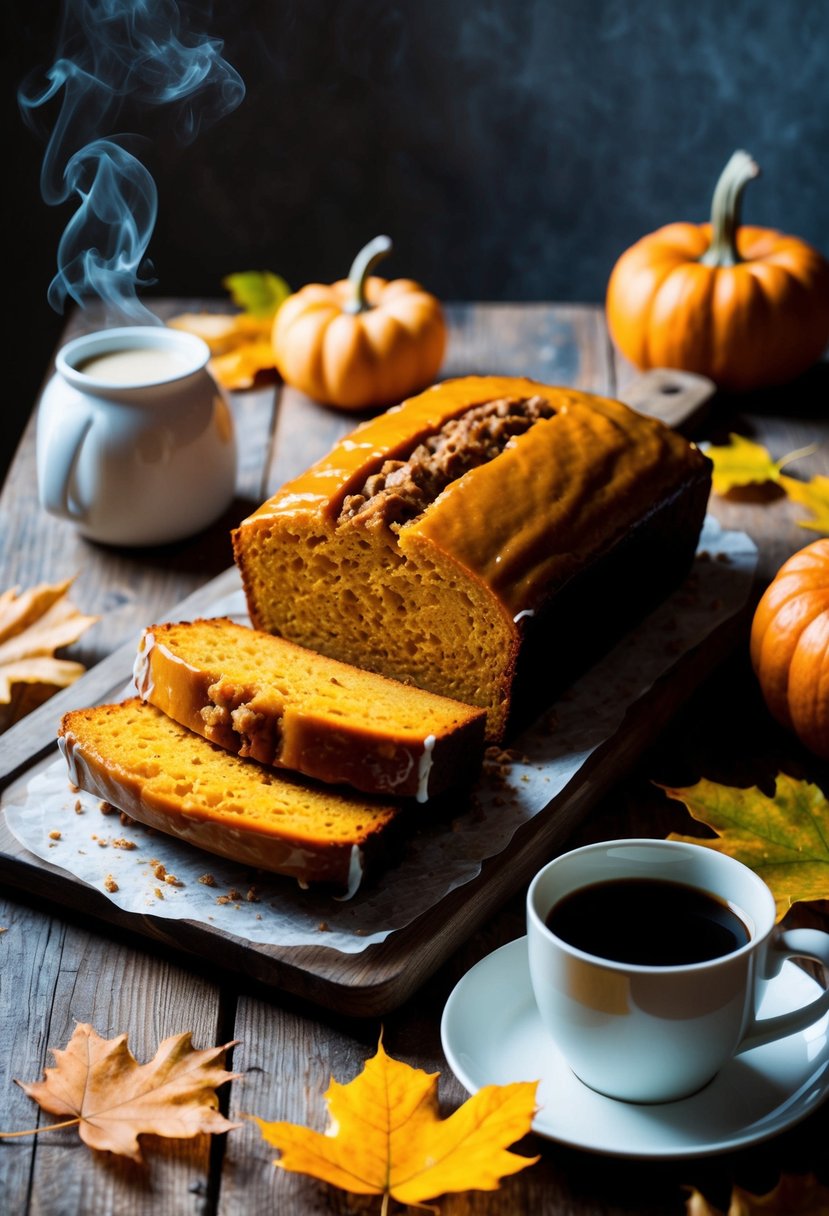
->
<box><xmin>264</xmin><ymin>385</ymin><xmax>356</xmax><ymax>497</ymax></box>
<box><xmin>0</xmin><ymin>894</ymin><xmax>226</xmax><ymax>1216</ymax></box>
<box><xmin>218</xmin><ymin>1000</ymin><xmax>380</xmax><ymax>1214</ymax></box>
<box><xmin>443</xmin><ymin>301</ymin><xmax>614</xmax><ymax>391</ymax></box>
<box><xmin>605</xmin><ymin>315</ymin><xmax>829</xmax><ymax>584</ymax></box>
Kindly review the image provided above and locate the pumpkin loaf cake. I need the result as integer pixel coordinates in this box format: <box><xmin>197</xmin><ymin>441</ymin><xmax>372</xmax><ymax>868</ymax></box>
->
<box><xmin>133</xmin><ymin>617</ymin><xmax>486</xmax><ymax>801</ymax></box>
<box><xmin>58</xmin><ymin>699</ymin><xmax>401</xmax><ymax>893</ymax></box>
<box><xmin>233</xmin><ymin>375</ymin><xmax>712</xmax><ymax>740</ymax></box>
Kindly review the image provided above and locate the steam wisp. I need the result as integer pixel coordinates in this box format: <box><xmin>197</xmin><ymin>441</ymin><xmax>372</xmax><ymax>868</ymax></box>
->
<box><xmin>19</xmin><ymin>0</ymin><xmax>244</xmax><ymax>323</ymax></box>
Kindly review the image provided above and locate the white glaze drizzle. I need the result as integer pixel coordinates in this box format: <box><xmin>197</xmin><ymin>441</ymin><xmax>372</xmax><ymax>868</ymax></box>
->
<box><xmin>60</xmin><ymin>726</ymin><xmax>368</xmax><ymax>896</ymax></box>
<box><xmin>416</xmin><ymin>734</ymin><xmax>436</xmax><ymax>804</ymax></box>
<box><xmin>513</xmin><ymin>609</ymin><xmax>535</xmax><ymax>623</ymax></box>
<box><xmin>132</xmin><ymin>630</ymin><xmax>155</xmax><ymax>699</ymax></box>
<box><xmin>333</xmin><ymin>845</ymin><xmax>365</xmax><ymax>901</ymax></box>
<box><xmin>57</xmin><ymin>732</ymin><xmax>79</xmax><ymax>787</ymax></box>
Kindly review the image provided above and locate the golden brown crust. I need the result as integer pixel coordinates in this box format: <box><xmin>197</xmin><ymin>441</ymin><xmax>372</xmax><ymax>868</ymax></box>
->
<box><xmin>58</xmin><ymin>699</ymin><xmax>401</xmax><ymax>892</ymax></box>
<box><xmin>133</xmin><ymin>618</ymin><xmax>486</xmax><ymax>801</ymax></box>
<box><xmin>232</xmin><ymin>376</ymin><xmax>712</xmax><ymax>740</ymax></box>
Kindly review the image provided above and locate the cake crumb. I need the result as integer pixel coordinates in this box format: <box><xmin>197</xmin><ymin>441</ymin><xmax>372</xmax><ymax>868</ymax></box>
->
<box><xmin>99</xmin><ymin>800</ymin><xmax>115</xmax><ymax>816</ymax></box>
<box><xmin>154</xmin><ymin>886</ymin><xmax>165</xmax><ymax>900</ymax></box>
<box><xmin>198</xmin><ymin>873</ymin><xmax>217</xmax><ymax>887</ymax></box>
<box><xmin>152</xmin><ymin>862</ymin><xmax>167</xmax><ymax>881</ymax></box>
<box><xmin>245</xmin><ymin>886</ymin><xmax>259</xmax><ymax>903</ymax></box>
<box><xmin>74</xmin><ymin>800</ymin><xmax>84</xmax><ymax>815</ymax></box>
<box><xmin>164</xmin><ymin>873</ymin><xmax>182</xmax><ymax>887</ymax></box>
<box><xmin>48</xmin><ymin>830</ymin><xmax>62</xmax><ymax>841</ymax></box>
<box><xmin>112</xmin><ymin>837</ymin><xmax>136</xmax><ymax>850</ymax></box>
<box><xmin>119</xmin><ymin>811</ymin><xmax>135</xmax><ymax>827</ymax></box>
<box><xmin>103</xmin><ymin>875</ymin><xmax>118</xmax><ymax>893</ymax></box>
<box><xmin>318</xmin><ymin>921</ymin><xmax>331</xmax><ymax>932</ymax></box>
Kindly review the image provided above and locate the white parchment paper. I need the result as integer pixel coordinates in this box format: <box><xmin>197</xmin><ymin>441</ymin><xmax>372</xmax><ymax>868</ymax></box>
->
<box><xmin>4</xmin><ymin>517</ymin><xmax>757</xmax><ymax>955</ymax></box>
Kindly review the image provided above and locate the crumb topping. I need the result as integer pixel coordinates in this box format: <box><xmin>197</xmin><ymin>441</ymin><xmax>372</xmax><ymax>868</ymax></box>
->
<box><xmin>339</xmin><ymin>395</ymin><xmax>555</xmax><ymax>528</ymax></box>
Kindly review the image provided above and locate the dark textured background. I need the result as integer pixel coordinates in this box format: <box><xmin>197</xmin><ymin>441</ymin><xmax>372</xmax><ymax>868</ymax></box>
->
<box><xmin>5</xmin><ymin>0</ymin><xmax>829</xmax><ymax>476</ymax></box>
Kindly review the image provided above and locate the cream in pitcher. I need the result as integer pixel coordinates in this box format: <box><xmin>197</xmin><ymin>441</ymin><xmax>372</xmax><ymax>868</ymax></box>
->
<box><xmin>36</xmin><ymin>326</ymin><xmax>237</xmax><ymax>547</ymax></box>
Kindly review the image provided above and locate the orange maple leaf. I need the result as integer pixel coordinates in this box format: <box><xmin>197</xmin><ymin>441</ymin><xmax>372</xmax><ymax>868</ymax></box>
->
<box><xmin>1</xmin><ymin>1023</ymin><xmax>239</xmax><ymax>1161</ymax></box>
<box><xmin>168</xmin><ymin>273</ymin><xmax>289</xmax><ymax>390</ymax></box>
<box><xmin>251</xmin><ymin>1037</ymin><xmax>538</xmax><ymax>1211</ymax></box>
<box><xmin>685</xmin><ymin>1173</ymin><xmax>829</xmax><ymax>1214</ymax></box>
<box><xmin>662</xmin><ymin>773</ymin><xmax>829</xmax><ymax>920</ymax></box>
<box><xmin>168</xmin><ymin>312</ymin><xmax>278</xmax><ymax>389</ymax></box>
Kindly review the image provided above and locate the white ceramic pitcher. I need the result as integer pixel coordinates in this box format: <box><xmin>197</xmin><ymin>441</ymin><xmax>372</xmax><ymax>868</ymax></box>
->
<box><xmin>36</xmin><ymin>326</ymin><xmax>237</xmax><ymax>547</ymax></box>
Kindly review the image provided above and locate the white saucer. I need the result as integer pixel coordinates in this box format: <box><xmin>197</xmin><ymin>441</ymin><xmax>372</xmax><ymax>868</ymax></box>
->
<box><xmin>440</xmin><ymin>936</ymin><xmax>829</xmax><ymax>1159</ymax></box>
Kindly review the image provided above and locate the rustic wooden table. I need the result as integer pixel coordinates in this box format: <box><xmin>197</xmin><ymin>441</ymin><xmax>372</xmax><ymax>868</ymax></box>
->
<box><xmin>1</xmin><ymin>301</ymin><xmax>828</xmax><ymax>1215</ymax></box>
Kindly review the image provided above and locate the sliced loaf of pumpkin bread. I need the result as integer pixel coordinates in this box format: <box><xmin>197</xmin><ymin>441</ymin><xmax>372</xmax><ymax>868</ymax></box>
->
<box><xmin>133</xmin><ymin>618</ymin><xmax>486</xmax><ymax>802</ymax></box>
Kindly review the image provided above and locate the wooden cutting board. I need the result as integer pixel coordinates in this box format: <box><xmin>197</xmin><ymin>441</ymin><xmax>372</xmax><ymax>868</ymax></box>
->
<box><xmin>0</xmin><ymin>369</ymin><xmax>730</xmax><ymax>1016</ymax></box>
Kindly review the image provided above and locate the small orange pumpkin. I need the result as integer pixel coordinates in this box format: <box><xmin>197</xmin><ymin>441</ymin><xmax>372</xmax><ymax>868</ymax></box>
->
<box><xmin>606</xmin><ymin>151</ymin><xmax>829</xmax><ymax>392</ymax></box>
<box><xmin>750</xmin><ymin>538</ymin><xmax>829</xmax><ymax>759</ymax></box>
<box><xmin>272</xmin><ymin>235</ymin><xmax>447</xmax><ymax>411</ymax></box>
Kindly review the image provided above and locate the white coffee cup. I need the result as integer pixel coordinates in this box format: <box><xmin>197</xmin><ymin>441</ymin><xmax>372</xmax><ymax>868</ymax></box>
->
<box><xmin>36</xmin><ymin>326</ymin><xmax>237</xmax><ymax>547</ymax></box>
<box><xmin>527</xmin><ymin>838</ymin><xmax>829</xmax><ymax>1103</ymax></box>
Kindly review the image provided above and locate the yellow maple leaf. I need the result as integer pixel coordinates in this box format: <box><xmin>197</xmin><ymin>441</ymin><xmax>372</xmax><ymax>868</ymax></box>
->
<box><xmin>251</xmin><ymin>1037</ymin><xmax>538</xmax><ymax>1211</ymax></box>
<box><xmin>0</xmin><ymin>579</ymin><xmax>98</xmax><ymax>727</ymax></box>
<box><xmin>705</xmin><ymin>434</ymin><xmax>814</xmax><ymax>496</ymax></box>
<box><xmin>662</xmin><ymin>773</ymin><xmax>829</xmax><ymax>919</ymax></box>
<box><xmin>0</xmin><ymin>1023</ymin><xmax>239</xmax><ymax>1161</ymax></box>
<box><xmin>168</xmin><ymin>312</ymin><xmax>278</xmax><ymax>389</ymax></box>
<box><xmin>780</xmin><ymin>473</ymin><xmax>829</xmax><ymax>534</ymax></box>
<box><xmin>169</xmin><ymin>273</ymin><xmax>289</xmax><ymax>390</ymax></box>
<box><xmin>686</xmin><ymin>1173</ymin><xmax>829</xmax><ymax>1214</ymax></box>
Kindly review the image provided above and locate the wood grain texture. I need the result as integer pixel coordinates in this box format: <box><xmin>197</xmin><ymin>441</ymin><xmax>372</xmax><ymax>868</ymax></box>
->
<box><xmin>1</xmin><ymin>302</ymin><xmax>828</xmax><ymax>1214</ymax></box>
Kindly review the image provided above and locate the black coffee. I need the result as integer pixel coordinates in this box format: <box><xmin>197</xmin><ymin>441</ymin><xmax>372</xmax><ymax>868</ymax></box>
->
<box><xmin>545</xmin><ymin>877</ymin><xmax>751</xmax><ymax>966</ymax></box>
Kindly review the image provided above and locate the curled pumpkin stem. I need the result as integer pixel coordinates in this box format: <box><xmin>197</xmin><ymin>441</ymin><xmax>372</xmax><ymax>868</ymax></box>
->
<box><xmin>345</xmin><ymin>235</ymin><xmax>393</xmax><ymax>314</ymax></box>
<box><xmin>700</xmin><ymin>150</ymin><xmax>760</xmax><ymax>269</ymax></box>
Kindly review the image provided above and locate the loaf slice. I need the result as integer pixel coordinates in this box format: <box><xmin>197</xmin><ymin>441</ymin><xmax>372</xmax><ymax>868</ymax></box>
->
<box><xmin>133</xmin><ymin>618</ymin><xmax>486</xmax><ymax>801</ymax></box>
<box><xmin>58</xmin><ymin>699</ymin><xmax>401</xmax><ymax>893</ymax></box>
<box><xmin>233</xmin><ymin>375</ymin><xmax>712</xmax><ymax>739</ymax></box>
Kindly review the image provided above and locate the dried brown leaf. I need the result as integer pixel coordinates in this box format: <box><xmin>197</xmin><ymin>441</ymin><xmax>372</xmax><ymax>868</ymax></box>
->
<box><xmin>686</xmin><ymin>1174</ymin><xmax>829</xmax><ymax>1214</ymax></box>
<box><xmin>4</xmin><ymin>1023</ymin><xmax>239</xmax><ymax>1161</ymax></box>
<box><xmin>0</xmin><ymin>579</ymin><xmax>97</xmax><ymax>714</ymax></box>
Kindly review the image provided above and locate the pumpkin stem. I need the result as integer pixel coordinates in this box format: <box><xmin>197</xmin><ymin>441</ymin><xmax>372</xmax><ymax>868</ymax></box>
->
<box><xmin>345</xmin><ymin>235</ymin><xmax>393</xmax><ymax>314</ymax></box>
<box><xmin>699</xmin><ymin>150</ymin><xmax>760</xmax><ymax>268</ymax></box>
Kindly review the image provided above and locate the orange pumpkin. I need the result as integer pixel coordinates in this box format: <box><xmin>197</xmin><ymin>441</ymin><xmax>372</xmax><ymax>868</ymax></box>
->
<box><xmin>750</xmin><ymin>538</ymin><xmax>829</xmax><ymax>759</ymax></box>
<box><xmin>272</xmin><ymin>235</ymin><xmax>446</xmax><ymax>411</ymax></box>
<box><xmin>606</xmin><ymin>151</ymin><xmax>829</xmax><ymax>392</ymax></box>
